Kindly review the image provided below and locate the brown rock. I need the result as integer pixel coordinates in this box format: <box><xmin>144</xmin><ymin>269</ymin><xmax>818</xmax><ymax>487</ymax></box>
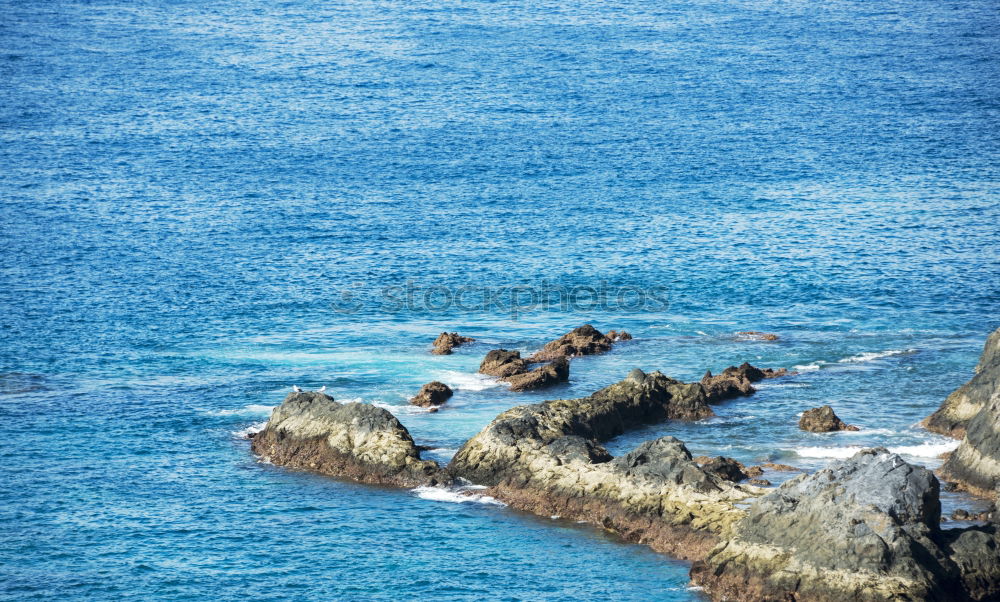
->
<box><xmin>410</xmin><ymin>381</ymin><xmax>453</xmax><ymax>408</ymax></box>
<box><xmin>747</xmin><ymin>478</ymin><xmax>771</xmax><ymax>486</ymax></box>
<box><xmin>432</xmin><ymin>332</ymin><xmax>474</xmax><ymax>355</ymax></box>
<box><xmin>527</xmin><ymin>324</ymin><xmax>630</xmax><ymax>362</ymax></box>
<box><xmin>736</xmin><ymin>331</ymin><xmax>780</xmax><ymax>341</ymax></box>
<box><xmin>798</xmin><ymin>405</ymin><xmax>859</xmax><ymax>432</ymax></box>
<box><xmin>923</xmin><ymin>327</ymin><xmax>1000</xmax><ymax>438</ymax></box>
<box><xmin>478</xmin><ymin>349</ymin><xmax>529</xmax><ymax>378</ymax></box>
<box><xmin>759</xmin><ymin>462</ymin><xmax>800</xmax><ymax>472</ymax></box>
<box><xmin>699</xmin><ymin>362</ymin><xmax>790</xmax><ymax>404</ymax></box>
<box><xmin>506</xmin><ymin>357</ymin><xmax>570</xmax><ymax>392</ymax></box>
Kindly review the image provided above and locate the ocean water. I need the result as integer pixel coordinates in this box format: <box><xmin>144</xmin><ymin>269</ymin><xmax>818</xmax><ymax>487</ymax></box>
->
<box><xmin>1</xmin><ymin>0</ymin><xmax>999</xmax><ymax>599</ymax></box>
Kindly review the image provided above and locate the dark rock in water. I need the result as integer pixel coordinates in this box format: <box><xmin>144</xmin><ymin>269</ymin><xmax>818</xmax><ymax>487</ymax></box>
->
<box><xmin>526</xmin><ymin>324</ymin><xmax>630</xmax><ymax>362</ymax></box>
<box><xmin>747</xmin><ymin>478</ymin><xmax>771</xmax><ymax>486</ymax></box>
<box><xmin>448</xmin><ymin>370</ymin><xmax>759</xmax><ymax>560</ymax></box>
<box><xmin>479</xmin><ymin>349</ymin><xmax>529</xmax><ymax>378</ymax></box>
<box><xmin>506</xmin><ymin>356</ymin><xmax>569</xmax><ymax>392</ymax></box>
<box><xmin>692</xmin><ymin>448</ymin><xmax>963</xmax><ymax>601</ymax></box>
<box><xmin>699</xmin><ymin>362</ymin><xmax>789</xmax><ymax>404</ymax></box>
<box><xmin>410</xmin><ymin>381</ymin><xmax>453</xmax><ymax>408</ymax></box>
<box><xmin>431</xmin><ymin>332</ymin><xmax>474</xmax><ymax>355</ymax></box>
<box><xmin>924</xmin><ymin>327</ymin><xmax>1000</xmax><ymax>438</ymax></box>
<box><xmin>695</xmin><ymin>456</ymin><xmax>749</xmax><ymax>482</ymax></box>
<box><xmin>799</xmin><ymin>404</ymin><xmax>859</xmax><ymax>432</ymax></box>
<box><xmin>251</xmin><ymin>391</ymin><xmax>447</xmax><ymax>488</ymax></box>
<box><xmin>953</xmin><ymin>508</ymin><xmax>971</xmax><ymax>520</ymax></box>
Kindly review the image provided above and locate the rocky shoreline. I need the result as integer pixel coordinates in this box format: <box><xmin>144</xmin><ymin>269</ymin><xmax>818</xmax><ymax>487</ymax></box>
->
<box><xmin>247</xmin><ymin>326</ymin><xmax>1000</xmax><ymax>601</ymax></box>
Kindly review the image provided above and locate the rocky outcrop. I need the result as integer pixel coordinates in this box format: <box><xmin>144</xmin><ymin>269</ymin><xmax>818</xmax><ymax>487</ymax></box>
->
<box><xmin>799</xmin><ymin>405</ymin><xmax>859</xmax><ymax>432</ymax></box>
<box><xmin>251</xmin><ymin>391</ymin><xmax>446</xmax><ymax>487</ymax></box>
<box><xmin>448</xmin><ymin>369</ymin><xmax>761</xmax><ymax>559</ymax></box>
<box><xmin>924</xmin><ymin>328</ymin><xmax>1000</xmax><ymax>439</ymax></box>
<box><xmin>478</xmin><ymin>349</ymin><xmax>569</xmax><ymax>391</ymax></box>
<box><xmin>506</xmin><ymin>356</ymin><xmax>570</xmax><ymax>392</ymax></box>
<box><xmin>431</xmin><ymin>332</ymin><xmax>474</xmax><ymax>355</ymax></box>
<box><xmin>692</xmin><ymin>448</ymin><xmax>969</xmax><ymax>601</ymax></box>
<box><xmin>526</xmin><ymin>324</ymin><xmax>631</xmax><ymax>362</ymax></box>
<box><xmin>695</xmin><ymin>456</ymin><xmax>750</xmax><ymax>482</ymax></box>
<box><xmin>700</xmin><ymin>362</ymin><xmax>789</xmax><ymax>403</ymax></box>
<box><xmin>940</xmin><ymin>388</ymin><xmax>1000</xmax><ymax>498</ymax></box>
<box><xmin>410</xmin><ymin>381</ymin><xmax>453</xmax><ymax>409</ymax></box>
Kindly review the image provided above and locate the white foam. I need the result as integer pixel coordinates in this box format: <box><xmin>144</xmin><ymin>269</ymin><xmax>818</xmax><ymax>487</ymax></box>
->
<box><xmin>837</xmin><ymin>349</ymin><xmax>916</xmax><ymax>363</ymax></box>
<box><xmin>412</xmin><ymin>486</ymin><xmax>506</xmax><ymax>506</ymax></box>
<box><xmin>434</xmin><ymin>370</ymin><xmax>501</xmax><ymax>392</ymax></box>
<box><xmin>232</xmin><ymin>421</ymin><xmax>267</xmax><ymax>439</ymax></box>
<box><xmin>372</xmin><ymin>401</ymin><xmax>435</xmax><ymax>415</ymax></box>
<box><xmin>792</xmin><ymin>362</ymin><xmax>821</xmax><ymax>372</ymax></box>
<box><xmin>791</xmin><ymin>440</ymin><xmax>960</xmax><ymax>460</ymax></box>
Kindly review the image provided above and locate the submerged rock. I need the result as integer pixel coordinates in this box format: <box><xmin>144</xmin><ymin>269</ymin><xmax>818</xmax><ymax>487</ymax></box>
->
<box><xmin>251</xmin><ymin>391</ymin><xmax>446</xmax><ymax>488</ymax></box>
<box><xmin>924</xmin><ymin>327</ymin><xmax>1000</xmax><ymax>438</ymax></box>
<box><xmin>799</xmin><ymin>404</ymin><xmax>859</xmax><ymax>432</ymax></box>
<box><xmin>735</xmin><ymin>331</ymin><xmax>780</xmax><ymax>341</ymax></box>
<box><xmin>431</xmin><ymin>332</ymin><xmax>474</xmax><ymax>355</ymax></box>
<box><xmin>526</xmin><ymin>324</ymin><xmax>631</xmax><ymax>362</ymax></box>
<box><xmin>692</xmin><ymin>448</ymin><xmax>962</xmax><ymax>601</ymax></box>
<box><xmin>448</xmin><ymin>370</ymin><xmax>758</xmax><ymax>559</ymax></box>
<box><xmin>410</xmin><ymin>381</ymin><xmax>453</xmax><ymax>408</ymax></box>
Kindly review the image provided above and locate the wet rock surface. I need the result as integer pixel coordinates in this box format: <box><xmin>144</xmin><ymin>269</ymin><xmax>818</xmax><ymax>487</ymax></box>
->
<box><xmin>410</xmin><ymin>381</ymin><xmax>453</xmax><ymax>408</ymax></box>
<box><xmin>448</xmin><ymin>370</ymin><xmax>758</xmax><ymax>559</ymax></box>
<box><xmin>431</xmin><ymin>332</ymin><xmax>474</xmax><ymax>355</ymax></box>
<box><xmin>478</xmin><ymin>349</ymin><xmax>570</xmax><ymax>391</ymax></box>
<box><xmin>799</xmin><ymin>404</ymin><xmax>859</xmax><ymax>432</ymax></box>
<box><xmin>700</xmin><ymin>362</ymin><xmax>788</xmax><ymax>403</ymax></box>
<box><xmin>924</xmin><ymin>328</ymin><xmax>1000</xmax><ymax>438</ymax></box>
<box><xmin>251</xmin><ymin>391</ymin><xmax>446</xmax><ymax>487</ymax></box>
<box><xmin>526</xmin><ymin>324</ymin><xmax>631</xmax><ymax>362</ymax></box>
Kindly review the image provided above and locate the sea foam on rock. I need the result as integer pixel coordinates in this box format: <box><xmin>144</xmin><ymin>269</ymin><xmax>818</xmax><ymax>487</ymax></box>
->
<box><xmin>448</xmin><ymin>369</ymin><xmax>758</xmax><ymax>559</ymax></box>
<box><xmin>251</xmin><ymin>391</ymin><xmax>447</xmax><ymax>488</ymax></box>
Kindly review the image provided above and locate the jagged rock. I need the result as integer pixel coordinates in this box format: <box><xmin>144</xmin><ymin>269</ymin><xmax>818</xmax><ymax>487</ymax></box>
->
<box><xmin>526</xmin><ymin>324</ymin><xmax>630</xmax><ymax>362</ymax></box>
<box><xmin>924</xmin><ymin>328</ymin><xmax>1000</xmax><ymax>438</ymax></box>
<box><xmin>700</xmin><ymin>362</ymin><xmax>788</xmax><ymax>403</ymax></box>
<box><xmin>736</xmin><ymin>331</ymin><xmax>780</xmax><ymax>341</ymax></box>
<box><xmin>448</xmin><ymin>370</ymin><xmax>759</xmax><ymax>559</ymax></box>
<box><xmin>410</xmin><ymin>381</ymin><xmax>453</xmax><ymax>408</ymax></box>
<box><xmin>940</xmin><ymin>388</ymin><xmax>1000</xmax><ymax>497</ymax></box>
<box><xmin>431</xmin><ymin>332</ymin><xmax>474</xmax><ymax>355</ymax></box>
<box><xmin>944</xmin><ymin>521</ymin><xmax>1000</xmax><ymax>601</ymax></box>
<box><xmin>799</xmin><ymin>405</ymin><xmax>859</xmax><ymax>432</ymax></box>
<box><xmin>691</xmin><ymin>448</ymin><xmax>963</xmax><ymax>601</ymax></box>
<box><xmin>479</xmin><ymin>349</ymin><xmax>529</xmax><ymax>378</ymax></box>
<box><xmin>506</xmin><ymin>356</ymin><xmax>570</xmax><ymax>392</ymax></box>
<box><xmin>695</xmin><ymin>456</ymin><xmax>749</xmax><ymax>482</ymax></box>
<box><xmin>251</xmin><ymin>391</ymin><xmax>447</xmax><ymax>488</ymax></box>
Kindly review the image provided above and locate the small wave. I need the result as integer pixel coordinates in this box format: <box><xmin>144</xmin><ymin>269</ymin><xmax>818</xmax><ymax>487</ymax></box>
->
<box><xmin>204</xmin><ymin>404</ymin><xmax>274</xmax><ymax>416</ymax></box>
<box><xmin>434</xmin><ymin>370</ymin><xmax>501</xmax><ymax>392</ymax></box>
<box><xmin>412</xmin><ymin>486</ymin><xmax>506</xmax><ymax>506</ymax></box>
<box><xmin>754</xmin><ymin>382</ymin><xmax>812</xmax><ymax>389</ymax></box>
<box><xmin>792</xmin><ymin>440</ymin><xmax>959</xmax><ymax>459</ymax></box>
<box><xmin>232</xmin><ymin>421</ymin><xmax>267</xmax><ymax>439</ymax></box>
<box><xmin>372</xmin><ymin>401</ymin><xmax>435</xmax><ymax>415</ymax></box>
<box><xmin>792</xmin><ymin>363</ymin><xmax>821</xmax><ymax>372</ymax></box>
<box><xmin>837</xmin><ymin>349</ymin><xmax>916</xmax><ymax>364</ymax></box>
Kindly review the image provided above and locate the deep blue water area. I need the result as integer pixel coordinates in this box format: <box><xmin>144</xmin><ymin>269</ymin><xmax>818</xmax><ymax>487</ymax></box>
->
<box><xmin>1</xmin><ymin>0</ymin><xmax>998</xmax><ymax>599</ymax></box>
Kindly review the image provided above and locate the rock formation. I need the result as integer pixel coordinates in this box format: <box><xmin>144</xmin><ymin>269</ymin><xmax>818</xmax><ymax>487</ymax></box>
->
<box><xmin>431</xmin><ymin>332</ymin><xmax>474</xmax><ymax>355</ymax></box>
<box><xmin>478</xmin><ymin>349</ymin><xmax>569</xmax><ymax>391</ymax></box>
<box><xmin>695</xmin><ymin>456</ymin><xmax>750</xmax><ymax>482</ymax></box>
<box><xmin>410</xmin><ymin>381</ymin><xmax>453</xmax><ymax>409</ymax></box>
<box><xmin>692</xmin><ymin>448</ymin><xmax>981</xmax><ymax>601</ymax></box>
<box><xmin>251</xmin><ymin>391</ymin><xmax>446</xmax><ymax>487</ymax></box>
<box><xmin>448</xmin><ymin>369</ymin><xmax>760</xmax><ymax>559</ymax></box>
<box><xmin>940</xmin><ymin>388</ymin><xmax>1000</xmax><ymax>498</ymax></box>
<box><xmin>700</xmin><ymin>362</ymin><xmax>789</xmax><ymax>403</ymax></box>
<box><xmin>924</xmin><ymin>328</ymin><xmax>1000</xmax><ymax>439</ymax></box>
<box><xmin>526</xmin><ymin>324</ymin><xmax>631</xmax><ymax>362</ymax></box>
<box><xmin>799</xmin><ymin>405</ymin><xmax>860</xmax><ymax>432</ymax></box>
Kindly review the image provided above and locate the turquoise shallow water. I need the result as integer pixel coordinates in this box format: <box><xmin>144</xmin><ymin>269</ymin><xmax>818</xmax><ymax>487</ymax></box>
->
<box><xmin>1</xmin><ymin>0</ymin><xmax>999</xmax><ymax>599</ymax></box>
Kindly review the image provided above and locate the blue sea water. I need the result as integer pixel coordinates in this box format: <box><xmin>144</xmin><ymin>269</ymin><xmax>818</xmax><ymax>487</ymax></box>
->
<box><xmin>1</xmin><ymin>0</ymin><xmax>999</xmax><ymax>599</ymax></box>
